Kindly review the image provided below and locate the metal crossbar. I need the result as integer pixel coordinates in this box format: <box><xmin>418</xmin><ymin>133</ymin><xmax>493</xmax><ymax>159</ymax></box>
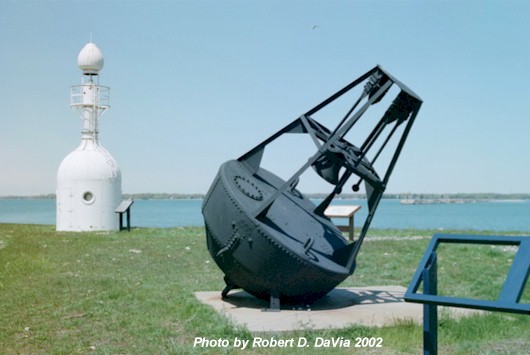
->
<box><xmin>405</xmin><ymin>234</ymin><xmax>530</xmax><ymax>314</ymax></box>
<box><xmin>405</xmin><ymin>234</ymin><xmax>530</xmax><ymax>355</ymax></box>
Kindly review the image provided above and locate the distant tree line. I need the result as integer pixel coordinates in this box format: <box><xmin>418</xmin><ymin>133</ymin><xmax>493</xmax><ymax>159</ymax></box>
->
<box><xmin>0</xmin><ymin>193</ymin><xmax>56</xmax><ymax>200</ymax></box>
<box><xmin>122</xmin><ymin>193</ymin><xmax>204</xmax><ymax>200</ymax></box>
<box><xmin>2</xmin><ymin>192</ymin><xmax>530</xmax><ymax>200</ymax></box>
<box><xmin>305</xmin><ymin>192</ymin><xmax>530</xmax><ymax>200</ymax></box>
<box><xmin>380</xmin><ymin>193</ymin><xmax>530</xmax><ymax>200</ymax></box>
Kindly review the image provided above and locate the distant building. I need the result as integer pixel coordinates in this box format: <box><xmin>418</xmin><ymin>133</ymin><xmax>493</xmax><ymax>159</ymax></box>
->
<box><xmin>56</xmin><ymin>42</ymin><xmax>121</xmax><ymax>231</ymax></box>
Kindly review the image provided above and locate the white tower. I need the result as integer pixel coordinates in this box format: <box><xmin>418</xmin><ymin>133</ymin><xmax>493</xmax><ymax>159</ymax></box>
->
<box><xmin>56</xmin><ymin>42</ymin><xmax>121</xmax><ymax>231</ymax></box>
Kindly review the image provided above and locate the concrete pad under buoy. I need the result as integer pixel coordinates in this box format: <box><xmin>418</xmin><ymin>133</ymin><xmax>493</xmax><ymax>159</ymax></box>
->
<box><xmin>194</xmin><ymin>286</ymin><xmax>480</xmax><ymax>332</ymax></box>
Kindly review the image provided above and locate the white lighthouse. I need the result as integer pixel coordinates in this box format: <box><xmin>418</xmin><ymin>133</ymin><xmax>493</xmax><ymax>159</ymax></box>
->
<box><xmin>56</xmin><ymin>42</ymin><xmax>121</xmax><ymax>231</ymax></box>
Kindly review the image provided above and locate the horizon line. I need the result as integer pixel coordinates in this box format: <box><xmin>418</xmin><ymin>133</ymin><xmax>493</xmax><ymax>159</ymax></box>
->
<box><xmin>2</xmin><ymin>192</ymin><xmax>530</xmax><ymax>199</ymax></box>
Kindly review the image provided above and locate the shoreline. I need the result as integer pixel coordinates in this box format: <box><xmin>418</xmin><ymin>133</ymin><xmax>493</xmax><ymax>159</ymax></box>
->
<box><xmin>1</xmin><ymin>194</ymin><xmax>530</xmax><ymax>201</ymax></box>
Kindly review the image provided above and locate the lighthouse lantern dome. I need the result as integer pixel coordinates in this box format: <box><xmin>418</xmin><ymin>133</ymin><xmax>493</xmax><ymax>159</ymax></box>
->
<box><xmin>77</xmin><ymin>42</ymin><xmax>104</xmax><ymax>74</ymax></box>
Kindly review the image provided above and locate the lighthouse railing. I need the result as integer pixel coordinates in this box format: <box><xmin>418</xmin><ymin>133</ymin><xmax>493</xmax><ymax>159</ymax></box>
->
<box><xmin>70</xmin><ymin>85</ymin><xmax>110</xmax><ymax>109</ymax></box>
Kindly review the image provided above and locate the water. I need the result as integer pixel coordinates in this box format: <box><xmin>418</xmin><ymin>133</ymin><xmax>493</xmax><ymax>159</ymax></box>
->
<box><xmin>0</xmin><ymin>199</ymin><xmax>56</xmax><ymax>225</ymax></box>
<box><xmin>1</xmin><ymin>198</ymin><xmax>529</xmax><ymax>232</ymax></box>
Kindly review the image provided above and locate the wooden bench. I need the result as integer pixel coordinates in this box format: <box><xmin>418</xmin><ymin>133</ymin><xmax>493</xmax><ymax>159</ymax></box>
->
<box><xmin>115</xmin><ymin>200</ymin><xmax>134</xmax><ymax>231</ymax></box>
<box><xmin>324</xmin><ymin>205</ymin><xmax>362</xmax><ymax>241</ymax></box>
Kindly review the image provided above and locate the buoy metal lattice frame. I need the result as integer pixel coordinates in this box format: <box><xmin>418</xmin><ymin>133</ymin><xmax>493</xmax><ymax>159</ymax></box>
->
<box><xmin>239</xmin><ymin>65</ymin><xmax>423</xmax><ymax>272</ymax></box>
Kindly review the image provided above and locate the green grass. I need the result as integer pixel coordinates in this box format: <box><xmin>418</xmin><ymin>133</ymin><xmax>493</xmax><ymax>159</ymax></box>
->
<box><xmin>0</xmin><ymin>224</ymin><xmax>528</xmax><ymax>354</ymax></box>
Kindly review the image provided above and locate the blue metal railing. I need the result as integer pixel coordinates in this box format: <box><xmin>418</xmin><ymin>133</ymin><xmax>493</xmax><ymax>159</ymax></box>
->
<box><xmin>405</xmin><ymin>234</ymin><xmax>530</xmax><ymax>354</ymax></box>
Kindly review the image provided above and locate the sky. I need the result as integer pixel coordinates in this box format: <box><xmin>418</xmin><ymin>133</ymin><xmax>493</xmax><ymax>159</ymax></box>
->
<box><xmin>1</xmin><ymin>0</ymin><xmax>530</xmax><ymax>196</ymax></box>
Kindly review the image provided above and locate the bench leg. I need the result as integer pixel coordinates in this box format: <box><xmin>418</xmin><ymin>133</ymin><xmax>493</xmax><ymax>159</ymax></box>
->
<box><xmin>349</xmin><ymin>216</ymin><xmax>354</xmax><ymax>241</ymax></box>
